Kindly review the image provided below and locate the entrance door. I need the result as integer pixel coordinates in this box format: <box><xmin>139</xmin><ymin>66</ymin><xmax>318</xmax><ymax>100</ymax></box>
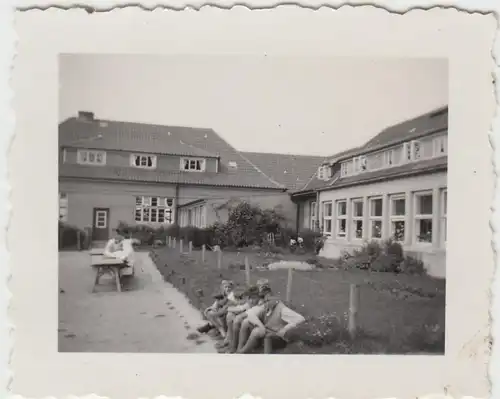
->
<box><xmin>92</xmin><ymin>208</ymin><xmax>110</xmax><ymax>241</ymax></box>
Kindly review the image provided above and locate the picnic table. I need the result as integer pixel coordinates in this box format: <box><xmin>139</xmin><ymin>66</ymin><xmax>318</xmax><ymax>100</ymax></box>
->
<box><xmin>90</xmin><ymin>249</ymin><xmax>130</xmax><ymax>293</ymax></box>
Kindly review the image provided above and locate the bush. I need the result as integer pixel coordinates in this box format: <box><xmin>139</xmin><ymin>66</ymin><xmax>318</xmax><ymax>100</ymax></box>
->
<box><xmin>400</xmin><ymin>256</ymin><xmax>425</xmax><ymax>275</ymax></box>
<box><xmin>116</xmin><ymin>221</ymin><xmax>156</xmax><ymax>245</ymax></box>
<box><xmin>58</xmin><ymin>221</ymin><xmax>86</xmax><ymax>249</ymax></box>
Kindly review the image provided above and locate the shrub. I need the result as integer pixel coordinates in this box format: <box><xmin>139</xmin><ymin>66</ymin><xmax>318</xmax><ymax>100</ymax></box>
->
<box><xmin>400</xmin><ymin>256</ymin><xmax>426</xmax><ymax>275</ymax></box>
<box><xmin>115</xmin><ymin>221</ymin><xmax>156</xmax><ymax>245</ymax></box>
<box><xmin>383</xmin><ymin>239</ymin><xmax>404</xmax><ymax>263</ymax></box>
<box><xmin>58</xmin><ymin>221</ymin><xmax>86</xmax><ymax>249</ymax></box>
<box><xmin>370</xmin><ymin>253</ymin><xmax>400</xmax><ymax>273</ymax></box>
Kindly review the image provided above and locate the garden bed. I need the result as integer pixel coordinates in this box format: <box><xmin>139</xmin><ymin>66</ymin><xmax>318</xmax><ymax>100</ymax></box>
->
<box><xmin>151</xmin><ymin>247</ymin><xmax>446</xmax><ymax>354</ymax></box>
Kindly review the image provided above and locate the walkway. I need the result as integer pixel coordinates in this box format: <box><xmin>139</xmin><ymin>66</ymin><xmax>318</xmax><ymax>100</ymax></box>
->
<box><xmin>58</xmin><ymin>251</ymin><xmax>216</xmax><ymax>353</ymax></box>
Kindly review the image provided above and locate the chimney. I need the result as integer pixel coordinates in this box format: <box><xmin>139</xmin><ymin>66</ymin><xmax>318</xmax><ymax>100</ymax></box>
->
<box><xmin>78</xmin><ymin>111</ymin><xmax>95</xmax><ymax>122</ymax></box>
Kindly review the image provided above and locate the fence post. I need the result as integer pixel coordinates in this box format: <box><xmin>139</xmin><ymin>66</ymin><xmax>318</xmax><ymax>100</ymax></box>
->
<box><xmin>244</xmin><ymin>256</ymin><xmax>251</xmax><ymax>286</ymax></box>
<box><xmin>168</xmin><ymin>236</ymin><xmax>171</xmax><ymax>248</ymax></box>
<box><xmin>217</xmin><ymin>249</ymin><xmax>222</xmax><ymax>269</ymax></box>
<box><xmin>77</xmin><ymin>231</ymin><xmax>83</xmax><ymax>251</ymax></box>
<box><xmin>286</xmin><ymin>267</ymin><xmax>294</xmax><ymax>303</ymax></box>
<box><xmin>201</xmin><ymin>244</ymin><xmax>206</xmax><ymax>263</ymax></box>
<box><xmin>189</xmin><ymin>241</ymin><xmax>193</xmax><ymax>254</ymax></box>
<box><xmin>173</xmin><ymin>237</ymin><xmax>176</xmax><ymax>249</ymax></box>
<box><xmin>179</xmin><ymin>239</ymin><xmax>184</xmax><ymax>254</ymax></box>
<box><xmin>348</xmin><ymin>284</ymin><xmax>360</xmax><ymax>339</ymax></box>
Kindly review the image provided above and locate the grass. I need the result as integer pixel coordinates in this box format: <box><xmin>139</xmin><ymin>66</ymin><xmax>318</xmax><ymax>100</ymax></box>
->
<box><xmin>150</xmin><ymin>246</ymin><xmax>446</xmax><ymax>354</ymax></box>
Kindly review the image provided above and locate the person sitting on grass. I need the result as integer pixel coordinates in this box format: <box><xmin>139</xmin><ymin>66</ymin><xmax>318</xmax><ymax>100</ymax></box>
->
<box><xmin>217</xmin><ymin>285</ymin><xmax>261</xmax><ymax>351</ymax></box>
<box><xmin>197</xmin><ymin>280</ymin><xmax>235</xmax><ymax>337</ymax></box>
<box><xmin>236</xmin><ymin>297</ymin><xmax>306</xmax><ymax>354</ymax></box>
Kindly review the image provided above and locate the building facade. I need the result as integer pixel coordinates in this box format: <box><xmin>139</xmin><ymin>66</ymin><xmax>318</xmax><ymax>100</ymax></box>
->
<box><xmin>59</xmin><ymin>111</ymin><xmax>289</xmax><ymax>241</ymax></box>
<box><xmin>292</xmin><ymin>106</ymin><xmax>448</xmax><ymax>278</ymax></box>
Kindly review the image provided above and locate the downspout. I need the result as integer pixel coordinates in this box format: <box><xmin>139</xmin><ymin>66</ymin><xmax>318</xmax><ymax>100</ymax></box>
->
<box><xmin>174</xmin><ymin>183</ymin><xmax>180</xmax><ymax>225</ymax></box>
<box><xmin>315</xmin><ymin>190</ymin><xmax>320</xmax><ymax>232</ymax></box>
<box><xmin>295</xmin><ymin>200</ymin><xmax>300</xmax><ymax>235</ymax></box>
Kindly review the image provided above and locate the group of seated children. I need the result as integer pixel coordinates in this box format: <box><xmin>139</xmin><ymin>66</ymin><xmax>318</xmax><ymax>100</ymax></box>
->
<box><xmin>197</xmin><ymin>279</ymin><xmax>306</xmax><ymax>353</ymax></box>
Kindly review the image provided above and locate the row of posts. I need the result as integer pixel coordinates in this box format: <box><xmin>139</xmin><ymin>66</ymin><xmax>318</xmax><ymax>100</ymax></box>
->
<box><xmin>165</xmin><ymin>235</ymin><xmax>361</xmax><ymax>340</ymax></box>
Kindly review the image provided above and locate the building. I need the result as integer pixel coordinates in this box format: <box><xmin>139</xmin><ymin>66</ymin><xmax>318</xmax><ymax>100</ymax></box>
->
<box><xmin>59</xmin><ymin>111</ymin><xmax>290</xmax><ymax>241</ymax></box>
<box><xmin>292</xmin><ymin>106</ymin><xmax>448</xmax><ymax>278</ymax></box>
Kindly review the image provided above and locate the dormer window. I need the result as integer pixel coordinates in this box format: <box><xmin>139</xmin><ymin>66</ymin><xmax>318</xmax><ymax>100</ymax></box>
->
<box><xmin>340</xmin><ymin>162</ymin><xmax>348</xmax><ymax>177</ymax></box>
<box><xmin>77</xmin><ymin>149</ymin><xmax>106</xmax><ymax>166</ymax></box>
<box><xmin>181</xmin><ymin>157</ymin><xmax>206</xmax><ymax>172</ymax></box>
<box><xmin>131</xmin><ymin>154</ymin><xmax>157</xmax><ymax>169</ymax></box>
<box><xmin>433</xmin><ymin>135</ymin><xmax>448</xmax><ymax>156</ymax></box>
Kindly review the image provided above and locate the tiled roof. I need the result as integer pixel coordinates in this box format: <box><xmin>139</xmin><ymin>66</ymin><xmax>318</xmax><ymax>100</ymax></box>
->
<box><xmin>241</xmin><ymin>152</ymin><xmax>325</xmax><ymax>191</ymax></box>
<box><xmin>325</xmin><ymin>156</ymin><xmax>447</xmax><ymax>190</ymax></box>
<box><xmin>59</xmin><ymin>115</ymin><xmax>283</xmax><ymax>190</ymax></box>
<box><xmin>293</xmin><ymin>105</ymin><xmax>448</xmax><ymax>194</ymax></box>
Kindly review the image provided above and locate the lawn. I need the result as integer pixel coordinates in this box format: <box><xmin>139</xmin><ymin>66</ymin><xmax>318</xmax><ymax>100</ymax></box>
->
<box><xmin>150</xmin><ymin>246</ymin><xmax>446</xmax><ymax>354</ymax></box>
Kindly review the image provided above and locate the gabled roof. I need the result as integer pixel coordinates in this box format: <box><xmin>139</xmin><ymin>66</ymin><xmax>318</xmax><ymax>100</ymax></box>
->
<box><xmin>241</xmin><ymin>152</ymin><xmax>325</xmax><ymax>191</ymax></box>
<box><xmin>59</xmin><ymin>114</ymin><xmax>284</xmax><ymax>190</ymax></box>
<box><xmin>293</xmin><ymin>105</ymin><xmax>448</xmax><ymax>195</ymax></box>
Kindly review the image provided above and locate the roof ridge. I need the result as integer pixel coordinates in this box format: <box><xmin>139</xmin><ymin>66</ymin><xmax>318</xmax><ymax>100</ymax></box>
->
<box><xmin>236</xmin><ymin>152</ymin><xmax>285</xmax><ymax>190</ymax></box>
<box><xmin>240</xmin><ymin>151</ymin><xmax>325</xmax><ymax>159</ymax></box>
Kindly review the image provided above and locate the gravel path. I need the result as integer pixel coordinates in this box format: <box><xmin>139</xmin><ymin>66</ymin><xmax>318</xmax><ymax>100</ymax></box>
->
<box><xmin>58</xmin><ymin>251</ymin><xmax>216</xmax><ymax>353</ymax></box>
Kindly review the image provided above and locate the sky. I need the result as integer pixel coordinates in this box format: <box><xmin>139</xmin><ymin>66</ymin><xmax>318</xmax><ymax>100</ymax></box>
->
<box><xmin>59</xmin><ymin>55</ymin><xmax>448</xmax><ymax>156</ymax></box>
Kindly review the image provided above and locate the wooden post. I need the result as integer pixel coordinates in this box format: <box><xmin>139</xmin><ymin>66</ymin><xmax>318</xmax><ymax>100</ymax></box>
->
<box><xmin>168</xmin><ymin>236</ymin><xmax>171</xmax><ymax>248</ymax></box>
<box><xmin>201</xmin><ymin>244</ymin><xmax>206</xmax><ymax>263</ymax></box>
<box><xmin>76</xmin><ymin>231</ymin><xmax>82</xmax><ymax>251</ymax></box>
<box><xmin>286</xmin><ymin>267</ymin><xmax>294</xmax><ymax>303</ymax></box>
<box><xmin>180</xmin><ymin>239</ymin><xmax>184</xmax><ymax>253</ymax></box>
<box><xmin>189</xmin><ymin>241</ymin><xmax>193</xmax><ymax>254</ymax></box>
<box><xmin>173</xmin><ymin>237</ymin><xmax>176</xmax><ymax>249</ymax></box>
<box><xmin>348</xmin><ymin>284</ymin><xmax>360</xmax><ymax>339</ymax></box>
<box><xmin>244</xmin><ymin>256</ymin><xmax>251</xmax><ymax>285</ymax></box>
<box><xmin>217</xmin><ymin>249</ymin><xmax>222</xmax><ymax>269</ymax></box>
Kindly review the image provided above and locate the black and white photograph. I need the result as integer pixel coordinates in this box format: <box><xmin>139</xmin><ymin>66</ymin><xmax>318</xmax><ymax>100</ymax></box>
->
<box><xmin>58</xmin><ymin>55</ymin><xmax>448</xmax><ymax>355</ymax></box>
<box><xmin>9</xmin><ymin>7</ymin><xmax>496</xmax><ymax>399</ymax></box>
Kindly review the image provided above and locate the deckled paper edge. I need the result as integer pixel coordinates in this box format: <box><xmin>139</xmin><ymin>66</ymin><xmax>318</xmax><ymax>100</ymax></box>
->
<box><xmin>4</xmin><ymin>2</ymin><xmax>499</xmax><ymax>399</ymax></box>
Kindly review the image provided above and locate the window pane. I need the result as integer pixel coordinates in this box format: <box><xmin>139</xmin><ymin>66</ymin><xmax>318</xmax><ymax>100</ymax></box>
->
<box><xmin>324</xmin><ymin>219</ymin><xmax>332</xmax><ymax>234</ymax></box>
<box><xmin>143</xmin><ymin>208</ymin><xmax>150</xmax><ymax>222</ymax></box>
<box><xmin>151</xmin><ymin>197</ymin><xmax>158</xmax><ymax>207</ymax></box>
<box><xmin>392</xmin><ymin>198</ymin><xmax>405</xmax><ymax>216</ymax></box>
<box><xmin>135</xmin><ymin>207</ymin><xmax>142</xmax><ymax>222</ymax></box>
<box><xmin>324</xmin><ymin>202</ymin><xmax>332</xmax><ymax>217</ymax></box>
<box><xmin>135</xmin><ymin>197</ymin><xmax>142</xmax><ymax>206</ymax></box>
<box><xmin>417</xmin><ymin>219</ymin><xmax>433</xmax><ymax>243</ymax></box>
<box><xmin>337</xmin><ymin>201</ymin><xmax>346</xmax><ymax>216</ymax></box>
<box><xmin>354</xmin><ymin>220</ymin><xmax>363</xmax><ymax>239</ymax></box>
<box><xmin>392</xmin><ymin>221</ymin><xmax>405</xmax><ymax>242</ymax></box>
<box><xmin>151</xmin><ymin>208</ymin><xmax>158</xmax><ymax>222</ymax></box>
<box><xmin>166</xmin><ymin>198</ymin><xmax>174</xmax><ymax>207</ymax></box>
<box><xmin>337</xmin><ymin>219</ymin><xmax>346</xmax><ymax>237</ymax></box>
<box><xmin>370</xmin><ymin>198</ymin><xmax>383</xmax><ymax>217</ymax></box>
<box><xmin>371</xmin><ymin>220</ymin><xmax>382</xmax><ymax>238</ymax></box>
<box><xmin>147</xmin><ymin>157</ymin><xmax>153</xmax><ymax>167</ymax></box>
<box><xmin>134</xmin><ymin>156</ymin><xmax>140</xmax><ymax>166</ymax></box>
<box><xmin>353</xmin><ymin>201</ymin><xmax>363</xmax><ymax>217</ymax></box>
<box><xmin>417</xmin><ymin>194</ymin><xmax>433</xmax><ymax>215</ymax></box>
<box><xmin>165</xmin><ymin>209</ymin><xmax>172</xmax><ymax>223</ymax></box>
<box><xmin>184</xmin><ymin>160</ymin><xmax>189</xmax><ymax>169</ymax></box>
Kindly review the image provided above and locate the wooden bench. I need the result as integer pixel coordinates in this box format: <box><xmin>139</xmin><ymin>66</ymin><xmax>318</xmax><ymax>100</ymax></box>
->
<box><xmin>91</xmin><ymin>254</ymin><xmax>130</xmax><ymax>293</ymax></box>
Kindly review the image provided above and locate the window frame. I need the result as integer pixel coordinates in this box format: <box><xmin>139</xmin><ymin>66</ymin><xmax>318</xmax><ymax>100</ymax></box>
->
<box><xmin>335</xmin><ymin>199</ymin><xmax>348</xmax><ymax>239</ymax></box>
<box><xmin>135</xmin><ymin>196</ymin><xmax>174</xmax><ymax>224</ymax></box>
<box><xmin>413</xmin><ymin>190</ymin><xmax>434</xmax><ymax>245</ymax></box>
<box><xmin>389</xmin><ymin>194</ymin><xmax>406</xmax><ymax>243</ymax></box>
<box><xmin>180</xmin><ymin>157</ymin><xmax>206</xmax><ymax>172</ymax></box>
<box><xmin>368</xmin><ymin>196</ymin><xmax>383</xmax><ymax>240</ymax></box>
<box><xmin>322</xmin><ymin>201</ymin><xmax>333</xmax><ymax>236</ymax></box>
<box><xmin>351</xmin><ymin>198</ymin><xmax>364</xmax><ymax>240</ymax></box>
<box><xmin>440</xmin><ymin>188</ymin><xmax>447</xmax><ymax>246</ymax></box>
<box><xmin>131</xmin><ymin>154</ymin><xmax>157</xmax><ymax>169</ymax></box>
<box><xmin>77</xmin><ymin>149</ymin><xmax>107</xmax><ymax>166</ymax></box>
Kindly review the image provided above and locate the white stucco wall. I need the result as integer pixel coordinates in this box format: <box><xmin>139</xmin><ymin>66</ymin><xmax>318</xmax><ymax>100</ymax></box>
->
<box><xmin>317</xmin><ymin>171</ymin><xmax>447</xmax><ymax>278</ymax></box>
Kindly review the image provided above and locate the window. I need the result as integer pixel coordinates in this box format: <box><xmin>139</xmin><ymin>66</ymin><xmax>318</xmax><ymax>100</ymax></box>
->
<box><xmin>351</xmin><ymin>199</ymin><xmax>364</xmax><ymax>239</ymax></box>
<box><xmin>310</xmin><ymin>201</ymin><xmax>317</xmax><ymax>230</ymax></box>
<box><xmin>135</xmin><ymin>196</ymin><xmax>174</xmax><ymax>223</ymax></box>
<box><xmin>359</xmin><ymin>156</ymin><xmax>367</xmax><ymax>172</ymax></box>
<box><xmin>441</xmin><ymin>189</ymin><xmax>447</xmax><ymax>245</ymax></box>
<box><xmin>340</xmin><ymin>163</ymin><xmax>348</xmax><ymax>177</ymax></box>
<box><xmin>318</xmin><ymin>166</ymin><xmax>325</xmax><ymax>180</ymax></box>
<box><xmin>181</xmin><ymin>158</ymin><xmax>206</xmax><ymax>172</ymax></box>
<box><xmin>95</xmin><ymin>210</ymin><xmax>107</xmax><ymax>228</ymax></box>
<box><xmin>59</xmin><ymin>192</ymin><xmax>68</xmax><ymax>222</ymax></box>
<box><xmin>402</xmin><ymin>142</ymin><xmax>412</xmax><ymax>163</ymax></box>
<box><xmin>390</xmin><ymin>195</ymin><xmax>406</xmax><ymax>242</ymax></box>
<box><xmin>184</xmin><ymin>204</ymin><xmax>206</xmax><ymax>228</ymax></box>
<box><xmin>411</xmin><ymin>140</ymin><xmax>422</xmax><ymax>161</ymax></box>
<box><xmin>384</xmin><ymin>149</ymin><xmax>395</xmax><ymax>167</ymax></box>
<box><xmin>336</xmin><ymin>200</ymin><xmax>347</xmax><ymax>238</ymax></box>
<box><xmin>414</xmin><ymin>192</ymin><xmax>433</xmax><ymax>243</ymax></box>
<box><xmin>433</xmin><ymin>135</ymin><xmax>448</xmax><ymax>156</ymax></box>
<box><xmin>131</xmin><ymin>154</ymin><xmax>157</xmax><ymax>169</ymax></box>
<box><xmin>77</xmin><ymin>149</ymin><xmax>106</xmax><ymax>165</ymax></box>
<box><xmin>322</xmin><ymin>201</ymin><xmax>333</xmax><ymax>236</ymax></box>
<box><xmin>369</xmin><ymin>197</ymin><xmax>383</xmax><ymax>239</ymax></box>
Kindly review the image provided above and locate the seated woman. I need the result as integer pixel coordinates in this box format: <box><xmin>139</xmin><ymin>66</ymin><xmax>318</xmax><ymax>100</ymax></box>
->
<box><xmin>103</xmin><ymin>235</ymin><xmax>136</xmax><ymax>277</ymax></box>
<box><xmin>237</xmin><ymin>297</ymin><xmax>306</xmax><ymax>354</ymax></box>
